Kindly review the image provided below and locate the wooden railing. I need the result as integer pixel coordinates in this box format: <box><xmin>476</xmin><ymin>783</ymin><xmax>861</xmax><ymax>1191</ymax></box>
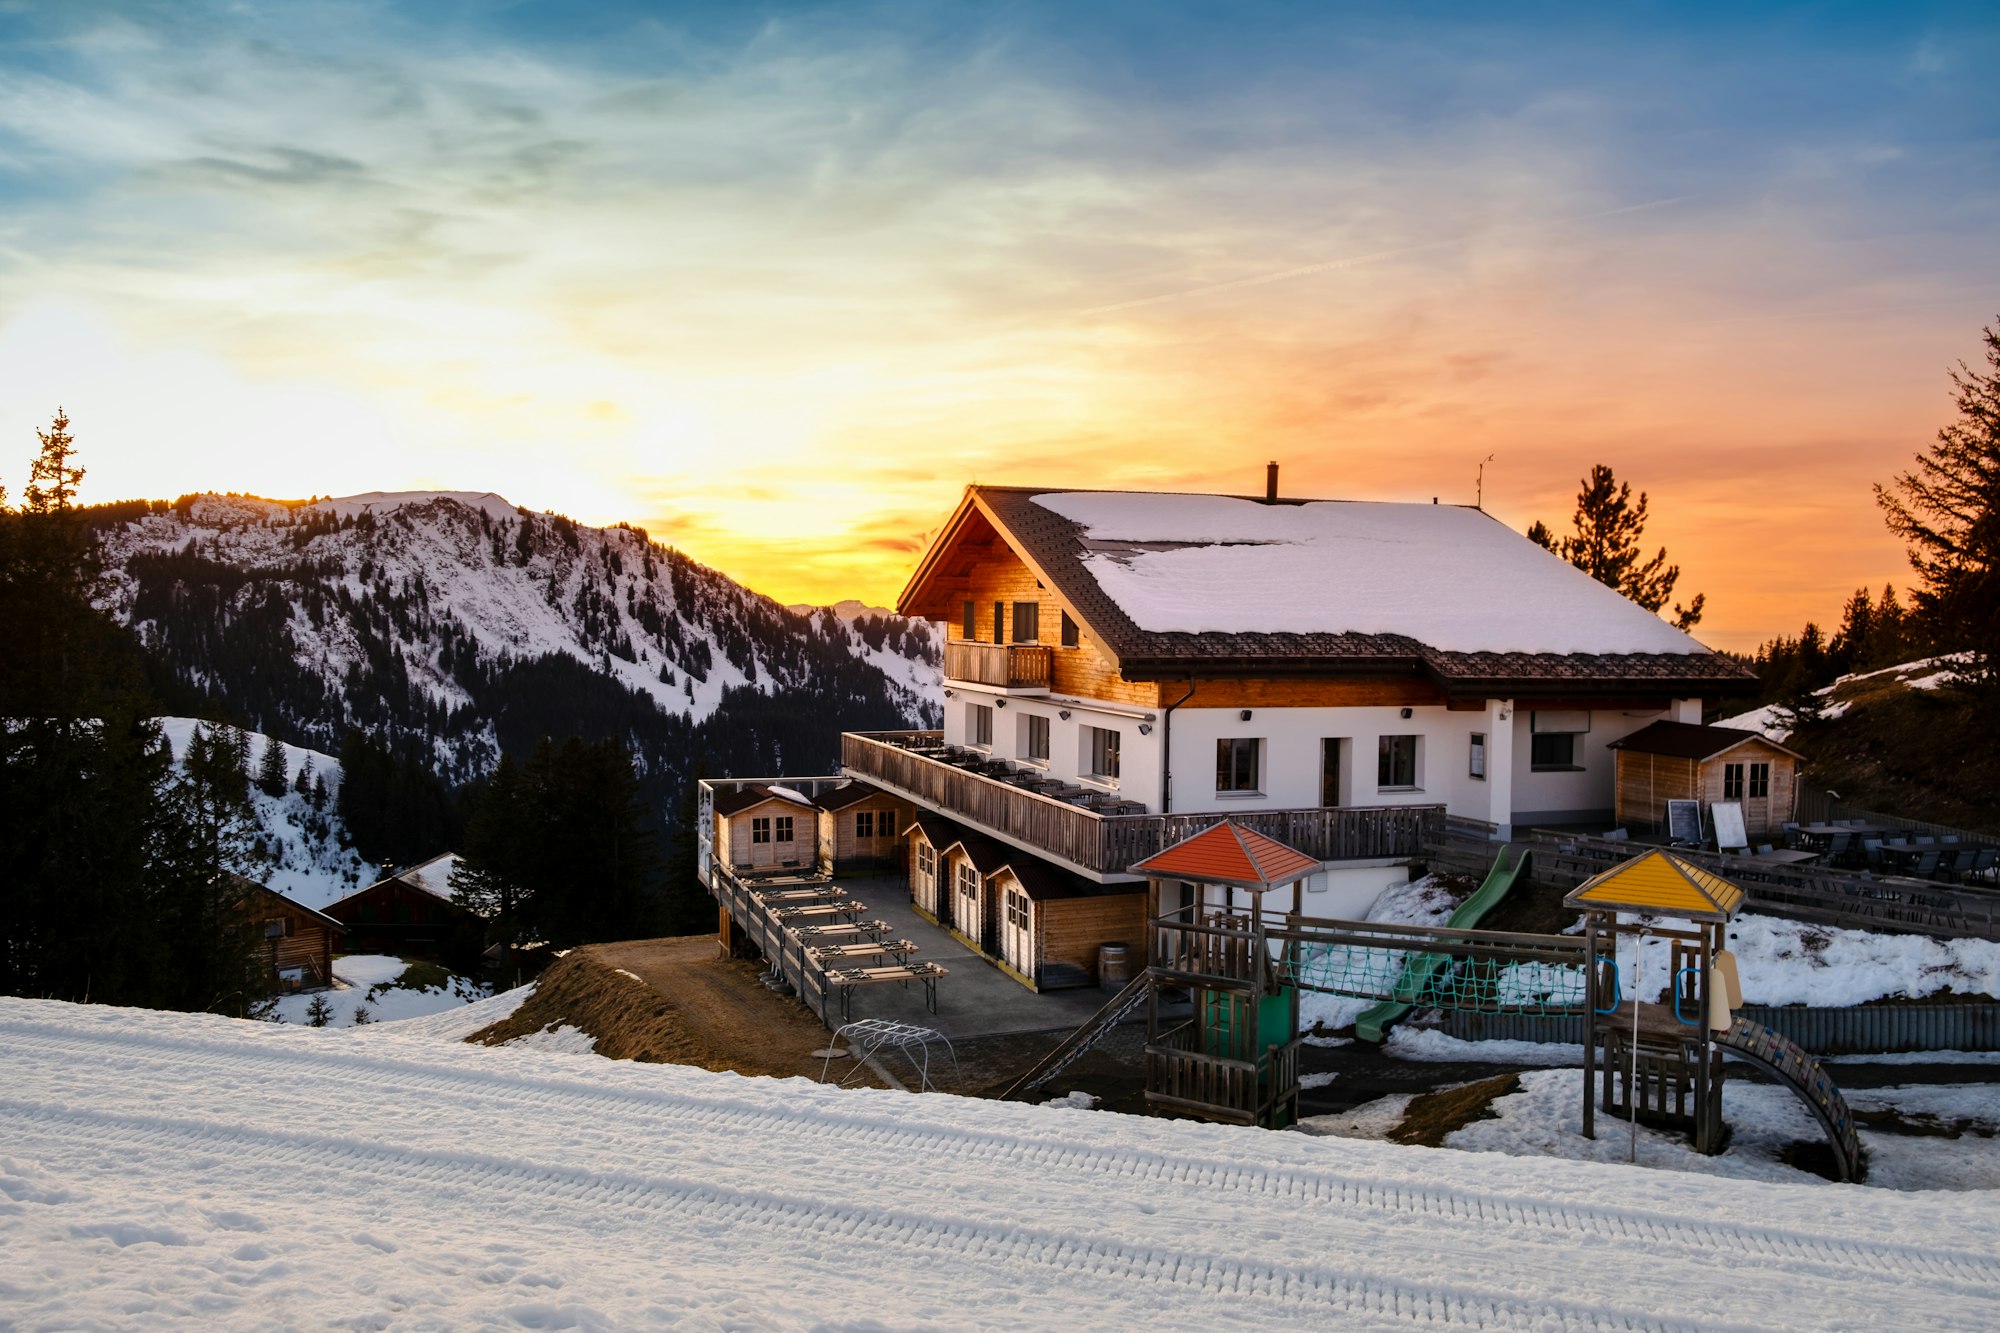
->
<box><xmin>1144</xmin><ymin>1022</ymin><xmax>1300</xmax><ymax>1127</ymax></box>
<box><xmin>1151</xmin><ymin>913</ymin><xmax>1263</xmax><ymax>988</ymax></box>
<box><xmin>841</xmin><ymin>731</ymin><xmax>1442</xmax><ymax>877</ymax></box>
<box><xmin>943</xmin><ymin>639</ymin><xmax>1054</xmax><ymax>690</ymax></box>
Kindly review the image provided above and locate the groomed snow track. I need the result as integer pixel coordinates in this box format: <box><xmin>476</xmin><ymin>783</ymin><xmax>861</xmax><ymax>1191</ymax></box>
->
<box><xmin>3</xmin><ymin>1000</ymin><xmax>1997</xmax><ymax>1330</ymax></box>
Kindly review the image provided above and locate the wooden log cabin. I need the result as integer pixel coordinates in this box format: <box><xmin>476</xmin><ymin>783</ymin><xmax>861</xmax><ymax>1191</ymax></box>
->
<box><xmin>324</xmin><ymin>853</ymin><xmax>486</xmax><ymax>965</ymax></box>
<box><xmin>1607</xmin><ymin>721</ymin><xmax>1804</xmax><ymax>840</ymax></box>
<box><xmin>813</xmin><ymin>780</ymin><xmax>912</xmax><ymax>875</ymax></box>
<box><xmin>712</xmin><ymin>784</ymin><xmax>821</xmax><ymax>873</ymax></box>
<box><xmin>907</xmin><ymin>812</ymin><xmax>1145</xmax><ymax>990</ymax></box>
<box><xmin>230</xmin><ymin>873</ymin><xmax>343</xmax><ymax>993</ymax></box>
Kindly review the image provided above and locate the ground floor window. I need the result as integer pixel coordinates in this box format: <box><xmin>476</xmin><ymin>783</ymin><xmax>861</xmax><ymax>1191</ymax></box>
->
<box><xmin>1530</xmin><ymin>732</ymin><xmax>1577</xmax><ymax>771</ymax></box>
<box><xmin>1005</xmin><ymin>889</ymin><xmax>1028</xmax><ymax>929</ymax></box>
<box><xmin>856</xmin><ymin>810</ymin><xmax>875</xmax><ymax>839</ymax></box>
<box><xmin>957</xmin><ymin>862</ymin><xmax>980</xmax><ymax>914</ymax></box>
<box><xmin>1469</xmin><ymin>732</ymin><xmax>1486</xmax><ymax>780</ymax></box>
<box><xmin>969</xmin><ymin>702</ymin><xmax>993</xmax><ymax>747</ymax></box>
<box><xmin>1022</xmin><ymin>713</ymin><xmax>1050</xmax><ymax>763</ymax></box>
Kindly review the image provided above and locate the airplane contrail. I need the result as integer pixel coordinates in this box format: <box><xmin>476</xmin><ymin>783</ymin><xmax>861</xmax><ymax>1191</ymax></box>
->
<box><xmin>1076</xmin><ymin>195</ymin><xmax>1694</xmax><ymax>316</ymax></box>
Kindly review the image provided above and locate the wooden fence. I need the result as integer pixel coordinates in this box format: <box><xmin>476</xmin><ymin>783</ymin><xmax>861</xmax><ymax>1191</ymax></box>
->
<box><xmin>943</xmin><ymin>640</ymin><xmax>1053</xmax><ymax>690</ymax></box>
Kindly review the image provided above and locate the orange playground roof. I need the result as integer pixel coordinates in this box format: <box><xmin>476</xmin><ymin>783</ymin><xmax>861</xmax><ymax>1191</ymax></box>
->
<box><xmin>1564</xmin><ymin>848</ymin><xmax>1744</xmax><ymax>922</ymax></box>
<box><xmin>1128</xmin><ymin>820</ymin><xmax>1322</xmax><ymax>890</ymax></box>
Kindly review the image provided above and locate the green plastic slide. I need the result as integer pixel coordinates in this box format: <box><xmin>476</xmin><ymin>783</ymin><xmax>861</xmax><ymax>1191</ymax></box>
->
<box><xmin>1354</xmin><ymin>844</ymin><xmax>1532</xmax><ymax>1043</ymax></box>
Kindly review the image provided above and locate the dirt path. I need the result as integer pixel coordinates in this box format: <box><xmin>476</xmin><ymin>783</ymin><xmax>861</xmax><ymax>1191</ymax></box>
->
<box><xmin>585</xmin><ymin>937</ymin><xmax>880</xmax><ymax>1085</ymax></box>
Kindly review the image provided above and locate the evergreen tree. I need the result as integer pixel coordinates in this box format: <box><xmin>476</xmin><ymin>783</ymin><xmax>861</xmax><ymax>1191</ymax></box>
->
<box><xmin>1876</xmin><ymin>316</ymin><xmax>2000</xmax><ymax>692</ymax></box>
<box><xmin>1529</xmin><ymin>464</ymin><xmax>1706</xmax><ymax>629</ymax></box>
<box><xmin>451</xmin><ymin>753</ymin><xmax>529</xmax><ymax>947</ymax></box>
<box><xmin>256</xmin><ymin>734</ymin><xmax>289</xmax><ymax>797</ymax></box>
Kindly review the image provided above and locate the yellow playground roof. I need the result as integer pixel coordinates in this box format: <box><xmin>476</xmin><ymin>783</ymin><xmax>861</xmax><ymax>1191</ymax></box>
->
<box><xmin>1563</xmin><ymin>848</ymin><xmax>1744</xmax><ymax>922</ymax></box>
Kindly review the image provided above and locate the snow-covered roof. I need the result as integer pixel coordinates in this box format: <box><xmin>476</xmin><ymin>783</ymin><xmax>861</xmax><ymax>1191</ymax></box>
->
<box><xmin>1031</xmin><ymin>491</ymin><xmax>1699</xmax><ymax>656</ymax></box>
<box><xmin>395</xmin><ymin>853</ymin><xmax>462</xmax><ymax>902</ymax></box>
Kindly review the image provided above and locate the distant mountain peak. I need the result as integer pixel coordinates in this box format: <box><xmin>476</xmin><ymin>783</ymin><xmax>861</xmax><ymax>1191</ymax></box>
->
<box><xmin>311</xmin><ymin>491</ymin><xmax>525</xmax><ymax>523</ymax></box>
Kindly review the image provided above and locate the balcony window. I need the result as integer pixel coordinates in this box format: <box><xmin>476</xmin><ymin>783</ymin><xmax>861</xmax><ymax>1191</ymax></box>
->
<box><xmin>1216</xmin><ymin>737</ymin><xmax>1261</xmax><ymax>793</ymax></box>
<box><xmin>1011</xmin><ymin>601</ymin><xmax>1040</xmax><ymax>643</ymax></box>
<box><xmin>1378</xmin><ymin>735</ymin><xmax>1419</xmax><ymax>789</ymax></box>
<box><xmin>1086</xmin><ymin>726</ymin><xmax>1121</xmax><ymax>782</ymax></box>
<box><xmin>1060</xmin><ymin>611</ymin><xmax>1079</xmax><ymax>647</ymax></box>
<box><xmin>969</xmin><ymin>702</ymin><xmax>993</xmax><ymax>747</ymax></box>
<box><xmin>1022</xmin><ymin>713</ymin><xmax>1050</xmax><ymax>764</ymax></box>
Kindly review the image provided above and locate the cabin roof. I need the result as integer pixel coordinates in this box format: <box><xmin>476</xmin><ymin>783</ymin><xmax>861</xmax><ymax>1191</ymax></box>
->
<box><xmin>1128</xmin><ymin>819</ymin><xmax>1323</xmax><ymax>890</ymax></box>
<box><xmin>1607</xmin><ymin>720</ymin><xmax>1803</xmax><ymax>762</ymax></box>
<box><xmin>814</xmin><ymin>780</ymin><xmax>893</xmax><ymax>813</ymax></box>
<box><xmin>712</xmin><ymin>784</ymin><xmax>816</xmax><ymax>817</ymax></box>
<box><xmin>907</xmin><ymin>812</ymin><xmax>1130</xmax><ymax>900</ymax></box>
<box><xmin>900</xmin><ymin>485</ymin><xmax>1755</xmax><ymax>694</ymax></box>
<box><xmin>229</xmin><ymin>873</ymin><xmax>346</xmax><ymax>932</ymax></box>
<box><xmin>1563</xmin><ymin>848</ymin><xmax>1744</xmax><ymax>922</ymax></box>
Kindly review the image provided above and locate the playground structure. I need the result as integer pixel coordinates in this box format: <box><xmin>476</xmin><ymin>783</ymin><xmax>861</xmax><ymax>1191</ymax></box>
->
<box><xmin>1004</xmin><ymin>823</ymin><xmax>1867</xmax><ymax>1181</ymax></box>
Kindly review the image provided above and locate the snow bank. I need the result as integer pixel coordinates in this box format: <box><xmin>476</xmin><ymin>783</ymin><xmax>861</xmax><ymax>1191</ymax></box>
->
<box><xmin>1031</xmin><ymin>492</ymin><xmax>1703</xmax><ymax>655</ymax></box>
<box><xmin>7</xmin><ymin>997</ymin><xmax>1999</xmax><ymax>1329</ymax></box>
<box><xmin>267</xmin><ymin>955</ymin><xmax>493</xmax><ymax>1028</ymax></box>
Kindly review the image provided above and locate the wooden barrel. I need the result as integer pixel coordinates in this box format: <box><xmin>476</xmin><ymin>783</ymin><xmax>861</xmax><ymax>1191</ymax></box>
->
<box><xmin>1098</xmin><ymin>942</ymin><xmax>1132</xmax><ymax>992</ymax></box>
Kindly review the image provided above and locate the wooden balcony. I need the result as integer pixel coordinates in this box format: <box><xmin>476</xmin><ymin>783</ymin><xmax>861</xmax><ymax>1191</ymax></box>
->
<box><xmin>842</xmin><ymin>730</ymin><xmax>1443</xmax><ymax>879</ymax></box>
<box><xmin>944</xmin><ymin>639</ymin><xmax>1053</xmax><ymax>691</ymax></box>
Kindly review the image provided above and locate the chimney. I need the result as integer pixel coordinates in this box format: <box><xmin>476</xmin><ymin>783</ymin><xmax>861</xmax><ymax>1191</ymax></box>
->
<box><xmin>1265</xmin><ymin>461</ymin><xmax>1279</xmax><ymax>503</ymax></box>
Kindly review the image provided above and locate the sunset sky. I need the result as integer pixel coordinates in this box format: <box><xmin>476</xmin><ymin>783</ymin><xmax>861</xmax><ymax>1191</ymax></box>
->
<box><xmin>1</xmin><ymin>1</ymin><xmax>1996</xmax><ymax>651</ymax></box>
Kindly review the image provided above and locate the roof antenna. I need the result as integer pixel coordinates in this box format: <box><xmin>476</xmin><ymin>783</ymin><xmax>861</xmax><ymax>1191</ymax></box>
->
<box><xmin>1476</xmin><ymin>454</ymin><xmax>1496</xmax><ymax>510</ymax></box>
<box><xmin>1265</xmin><ymin>461</ymin><xmax>1279</xmax><ymax>503</ymax></box>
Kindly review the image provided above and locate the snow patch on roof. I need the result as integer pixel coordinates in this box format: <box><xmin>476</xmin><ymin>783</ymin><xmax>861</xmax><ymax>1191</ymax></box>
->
<box><xmin>1030</xmin><ymin>492</ymin><xmax>1704</xmax><ymax>656</ymax></box>
<box><xmin>765</xmin><ymin>784</ymin><xmax>815</xmax><ymax>807</ymax></box>
<box><xmin>396</xmin><ymin>853</ymin><xmax>462</xmax><ymax>902</ymax></box>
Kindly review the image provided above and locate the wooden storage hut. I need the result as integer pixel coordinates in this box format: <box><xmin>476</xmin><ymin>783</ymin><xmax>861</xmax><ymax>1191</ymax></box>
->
<box><xmin>712</xmin><ymin>784</ymin><xmax>821</xmax><ymax>873</ymax></box>
<box><xmin>231</xmin><ymin>874</ymin><xmax>343</xmax><ymax>992</ymax></box>
<box><xmin>814</xmin><ymin>780</ymin><xmax>911</xmax><ymax>875</ymax></box>
<box><xmin>1607</xmin><ymin>722</ymin><xmax>1803</xmax><ymax>840</ymax></box>
<box><xmin>324</xmin><ymin>853</ymin><xmax>485</xmax><ymax>965</ymax></box>
<box><xmin>906</xmin><ymin>812</ymin><xmax>1144</xmax><ymax>990</ymax></box>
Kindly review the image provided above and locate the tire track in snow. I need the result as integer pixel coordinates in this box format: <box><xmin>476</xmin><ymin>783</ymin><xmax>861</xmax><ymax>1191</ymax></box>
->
<box><xmin>0</xmin><ymin>1098</ymin><xmax>1709</xmax><ymax>1333</ymax></box>
<box><xmin>5</xmin><ymin>1017</ymin><xmax>1994</xmax><ymax>1296</ymax></box>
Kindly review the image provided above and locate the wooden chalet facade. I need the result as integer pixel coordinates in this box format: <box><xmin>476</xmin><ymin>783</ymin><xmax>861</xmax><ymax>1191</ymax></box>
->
<box><xmin>324</xmin><ymin>853</ymin><xmax>484</xmax><ymax>964</ymax></box>
<box><xmin>1607</xmin><ymin>721</ymin><xmax>1803</xmax><ymax>840</ymax></box>
<box><xmin>232</xmin><ymin>874</ymin><xmax>343</xmax><ymax>992</ymax></box>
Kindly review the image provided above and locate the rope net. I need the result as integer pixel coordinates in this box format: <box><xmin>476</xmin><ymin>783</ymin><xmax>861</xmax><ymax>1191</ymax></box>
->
<box><xmin>1284</xmin><ymin>944</ymin><xmax>1586</xmax><ymax>1015</ymax></box>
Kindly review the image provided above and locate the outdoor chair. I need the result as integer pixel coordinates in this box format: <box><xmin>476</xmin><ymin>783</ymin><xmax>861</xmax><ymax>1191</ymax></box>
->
<box><xmin>1862</xmin><ymin>839</ymin><xmax>1886</xmax><ymax>870</ymax></box>
<box><xmin>1934</xmin><ymin>847</ymin><xmax>1966</xmax><ymax>883</ymax></box>
<box><xmin>1825</xmin><ymin>831</ymin><xmax>1853</xmax><ymax>865</ymax></box>
<box><xmin>1908</xmin><ymin>849</ymin><xmax>1942</xmax><ymax>878</ymax></box>
<box><xmin>1915</xmin><ymin>835</ymin><xmax>1937</xmax><ymax>846</ymax></box>
<box><xmin>1755</xmin><ymin>843</ymin><xmax>1774</xmax><ymax>855</ymax></box>
<box><xmin>1967</xmin><ymin>848</ymin><xmax>1999</xmax><ymax>885</ymax></box>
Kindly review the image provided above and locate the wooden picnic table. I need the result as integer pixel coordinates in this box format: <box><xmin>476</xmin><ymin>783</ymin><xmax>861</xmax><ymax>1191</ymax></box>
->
<box><xmin>755</xmin><ymin>886</ymin><xmax>849</xmax><ymax>904</ymax></box>
<box><xmin>807</xmin><ymin>940</ymin><xmax>918</xmax><ymax>966</ymax></box>
<box><xmin>821</xmin><ymin>962</ymin><xmax>948</xmax><ymax>1022</ymax></box>
<box><xmin>773</xmin><ymin>901</ymin><xmax>866</xmax><ymax>923</ymax></box>
<box><xmin>790</xmin><ymin>921</ymin><xmax>894</xmax><ymax>943</ymax></box>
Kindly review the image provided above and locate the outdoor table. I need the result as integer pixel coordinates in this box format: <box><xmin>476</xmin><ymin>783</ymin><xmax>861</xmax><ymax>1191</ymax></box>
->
<box><xmin>1746</xmin><ymin>849</ymin><xmax>1819</xmax><ymax>866</ymax></box>
<box><xmin>1793</xmin><ymin>823</ymin><xmax>1891</xmax><ymax>839</ymax></box>
<box><xmin>807</xmin><ymin>940</ymin><xmax>918</xmax><ymax>967</ymax></box>
<box><xmin>773</xmin><ymin>901</ymin><xmax>866</xmax><ymax>924</ymax></box>
<box><xmin>754</xmin><ymin>886</ymin><xmax>848</xmax><ymax>904</ymax></box>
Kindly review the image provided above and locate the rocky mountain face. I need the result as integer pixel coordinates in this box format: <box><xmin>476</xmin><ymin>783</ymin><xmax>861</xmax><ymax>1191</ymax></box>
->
<box><xmin>94</xmin><ymin>491</ymin><xmax>941</xmax><ymax>812</ymax></box>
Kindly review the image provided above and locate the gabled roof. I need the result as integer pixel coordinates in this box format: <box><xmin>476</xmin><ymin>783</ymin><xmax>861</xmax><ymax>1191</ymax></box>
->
<box><xmin>1608</xmin><ymin>720</ymin><xmax>1803</xmax><ymax>762</ymax></box>
<box><xmin>228</xmin><ymin>872</ymin><xmax>346</xmax><ymax>933</ymax></box>
<box><xmin>712</xmin><ymin>783</ymin><xmax>815</xmax><ymax>817</ymax></box>
<box><xmin>898</xmin><ymin>485</ymin><xmax>1755</xmax><ymax>696</ymax></box>
<box><xmin>1128</xmin><ymin>819</ymin><xmax>1323</xmax><ymax>890</ymax></box>
<box><xmin>1563</xmin><ymin>849</ymin><xmax>1744</xmax><ymax>922</ymax></box>
<box><xmin>907</xmin><ymin>812</ymin><xmax>1132</xmax><ymax>900</ymax></box>
<box><xmin>814</xmin><ymin>780</ymin><xmax>893</xmax><ymax>813</ymax></box>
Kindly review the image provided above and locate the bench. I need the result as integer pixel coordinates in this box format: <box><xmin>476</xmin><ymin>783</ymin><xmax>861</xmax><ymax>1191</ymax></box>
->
<box><xmin>821</xmin><ymin>962</ymin><xmax>948</xmax><ymax>1022</ymax></box>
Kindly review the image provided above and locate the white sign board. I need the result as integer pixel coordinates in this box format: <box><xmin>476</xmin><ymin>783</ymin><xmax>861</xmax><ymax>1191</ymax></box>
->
<box><xmin>1710</xmin><ymin>801</ymin><xmax>1748</xmax><ymax>852</ymax></box>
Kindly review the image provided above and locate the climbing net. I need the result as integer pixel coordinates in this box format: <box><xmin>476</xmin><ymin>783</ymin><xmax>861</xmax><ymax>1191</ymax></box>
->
<box><xmin>1284</xmin><ymin>944</ymin><xmax>1587</xmax><ymax>1016</ymax></box>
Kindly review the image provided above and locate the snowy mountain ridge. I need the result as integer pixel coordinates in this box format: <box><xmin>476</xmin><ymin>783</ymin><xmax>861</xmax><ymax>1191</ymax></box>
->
<box><xmin>95</xmin><ymin>491</ymin><xmax>942</xmax><ymax>786</ymax></box>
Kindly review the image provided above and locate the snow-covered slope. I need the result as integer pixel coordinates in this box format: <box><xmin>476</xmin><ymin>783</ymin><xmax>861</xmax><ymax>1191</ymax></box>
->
<box><xmin>4</xmin><ymin>997</ymin><xmax>1997</xmax><ymax>1330</ymax></box>
<box><xmin>1717</xmin><ymin>653</ymin><xmax>1973</xmax><ymax>743</ymax></box>
<box><xmin>154</xmin><ymin>716</ymin><xmax>374</xmax><ymax>909</ymax></box>
<box><xmin>97</xmin><ymin>491</ymin><xmax>941</xmax><ymax>783</ymax></box>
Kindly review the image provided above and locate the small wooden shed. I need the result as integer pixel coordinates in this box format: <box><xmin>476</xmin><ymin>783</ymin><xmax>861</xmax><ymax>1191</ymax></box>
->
<box><xmin>813</xmin><ymin>780</ymin><xmax>911</xmax><ymax>875</ymax></box>
<box><xmin>712</xmin><ymin>784</ymin><xmax>820</xmax><ymax>873</ymax></box>
<box><xmin>1607</xmin><ymin>722</ymin><xmax>1803</xmax><ymax>840</ymax></box>
<box><xmin>231</xmin><ymin>874</ymin><xmax>343</xmax><ymax>992</ymax></box>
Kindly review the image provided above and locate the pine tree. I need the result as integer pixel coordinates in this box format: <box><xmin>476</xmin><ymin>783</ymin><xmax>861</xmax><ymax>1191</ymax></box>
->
<box><xmin>305</xmin><ymin>993</ymin><xmax>334</xmax><ymax>1027</ymax></box>
<box><xmin>1529</xmin><ymin>465</ymin><xmax>1706</xmax><ymax>629</ymax></box>
<box><xmin>1876</xmin><ymin>317</ymin><xmax>2000</xmax><ymax>693</ymax></box>
<box><xmin>256</xmin><ymin>735</ymin><xmax>288</xmax><ymax>797</ymax></box>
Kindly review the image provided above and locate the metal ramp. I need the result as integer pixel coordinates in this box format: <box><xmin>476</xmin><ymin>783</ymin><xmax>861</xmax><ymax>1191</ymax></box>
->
<box><xmin>1713</xmin><ymin>1016</ymin><xmax>1867</xmax><ymax>1183</ymax></box>
<box><xmin>998</xmin><ymin>973</ymin><xmax>1150</xmax><ymax>1101</ymax></box>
